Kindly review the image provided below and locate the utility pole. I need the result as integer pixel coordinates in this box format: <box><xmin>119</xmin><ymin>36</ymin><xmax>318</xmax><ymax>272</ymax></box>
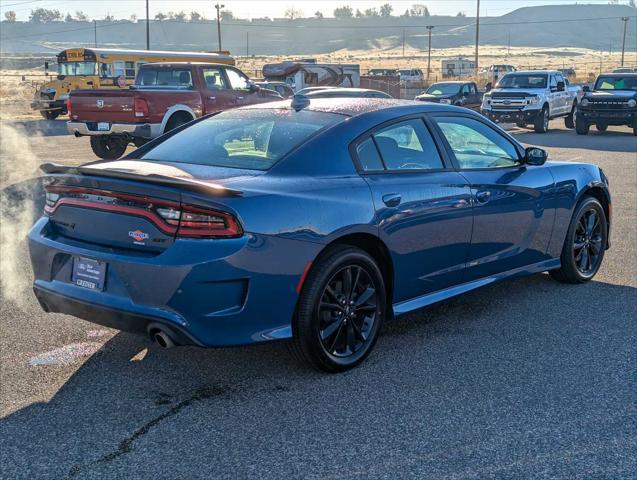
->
<box><xmin>620</xmin><ymin>16</ymin><xmax>629</xmax><ymax>67</ymax></box>
<box><xmin>474</xmin><ymin>0</ymin><xmax>480</xmax><ymax>75</ymax></box>
<box><xmin>146</xmin><ymin>0</ymin><xmax>150</xmax><ymax>50</ymax></box>
<box><xmin>93</xmin><ymin>20</ymin><xmax>97</xmax><ymax>47</ymax></box>
<box><xmin>215</xmin><ymin>3</ymin><xmax>224</xmax><ymax>52</ymax></box>
<box><xmin>426</xmin><ymin>25</ymin><xmax>434</xmax><ymax>81</ymax></box>
<box><xmin>246</xmin><ymin>31</ymin><xmax>249</xmax><ymax>57</ymax></box>
<box><xmin>402</xmin><ymin>29</ymin><xmax>405</xmax><ymax>58</ymax></box>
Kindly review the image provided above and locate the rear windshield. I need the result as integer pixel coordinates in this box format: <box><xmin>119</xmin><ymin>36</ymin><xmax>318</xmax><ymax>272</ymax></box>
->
<box><xmin>594</xmin><ymin>76</ymin><xmax>637</xmax><ymax>91</ymax></box>
<box><xmin>140</xmin><ymin>109</ymin><xmax>344</xmax><ymax>170</ymax></box>
<box><xmin>137</xmin><ymin>68</ymin><xmax>193</xmax><ymax>87</ymax></box>
<box><xmin>497</xmin><ymin>74</ymin><xmax>547</xmax><ymax>89</ymax></box>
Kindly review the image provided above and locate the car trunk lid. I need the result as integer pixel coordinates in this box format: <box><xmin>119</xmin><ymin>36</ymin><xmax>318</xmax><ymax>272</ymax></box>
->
<box><xmin>69</xmin><ymin>89</ymin><xmax>137</xmax><ymax>123</ymax></box>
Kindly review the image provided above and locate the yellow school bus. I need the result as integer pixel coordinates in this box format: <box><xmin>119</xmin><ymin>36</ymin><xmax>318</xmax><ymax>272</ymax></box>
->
<box><xmin>32</xmin><ymin>47</ymin><xmax>235</xmax><ymax>119</ymax></box>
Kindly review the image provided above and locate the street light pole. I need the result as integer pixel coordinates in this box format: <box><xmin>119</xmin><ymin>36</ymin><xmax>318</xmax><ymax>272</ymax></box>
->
<box><xmin>146</xmin><ymin>0</ymin><xmax>150</xmax><ymax>50</ymax></box>
<box><xmin>474</xmin><ymin>0</ymin><xmax>480</xmax><ymax>75</ymax></box>
<box><xmin>215</xmin><ymin>4</ymin><xmax>224</xmax><ymax>52</ymax></box>
<box><xmin>426</xmin><ymin>25</ymin><xmax>434</xmax><ymax>81</ymax></box>
<box><xmin>620</xmin><ymin>16</ymin><xmax>629</xmax><ymax>67</ymax></box>
<box><xmin>93</xmin><ymin>20</ymin><xmax>97</xmax><ymax>47</ymax></box>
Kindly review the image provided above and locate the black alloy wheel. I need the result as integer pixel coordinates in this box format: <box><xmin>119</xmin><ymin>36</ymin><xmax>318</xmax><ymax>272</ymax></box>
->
<box><xmin>318</xmin><ymin>265</ymin><xmax>378</xmax><ymax>358</ymax></box>
<box><xmin>291</xmin><ymin>246</ymin><xmax>386</xmax><ymax>372</ymax></box>
<box><xmin>572</xmin><ymin>208</ymin><xmax>604</xmax><ymax>276</ymax></box>
<box><xmin>550</xmin><ymin>196</ymin><xmax>607</xmax><ymax>283</ymax></box>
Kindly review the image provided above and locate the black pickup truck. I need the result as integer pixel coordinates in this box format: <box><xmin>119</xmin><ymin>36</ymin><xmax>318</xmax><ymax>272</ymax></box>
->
<box><xmin>415</xmin><ymin>81</ymin><xmax>483</xmax><ymax>111</ymax></box>
<box><xmin>576</xmin><ymin>73</ymin><xmax>637</xmax><ymax>135</ymax></box>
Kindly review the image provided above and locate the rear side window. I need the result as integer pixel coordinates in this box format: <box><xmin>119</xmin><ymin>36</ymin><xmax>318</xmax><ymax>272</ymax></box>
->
<box><xmin>373</xmin><ymin>119</ymin><xmax>443</xmax><ymax>171</ymax></box>
<box><xmin>140</xmin><ymin>109</ymin><xmax>343</xmax><ymax>171</ymax></box>
<box><xmin>356</xmin><ymin>138</ymin><xmax>384</xmax><ymax>172</ymax></box>
<box><xmin>138</xmin><ymin>69</ymin><xmax>193</xmax><ymax>87</ymax></box>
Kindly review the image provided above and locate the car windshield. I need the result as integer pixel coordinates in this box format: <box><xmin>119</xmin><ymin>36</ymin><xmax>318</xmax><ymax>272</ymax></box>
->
<box><xmin>58</xmin><ymin>62</ymin><xmax>98</xmax><ymax>76</ymax></box>
<box><xmin>497</xmin><ymin>74</ymin><xmax>547</xmax><ymax>89</ymax></box>
<box><xmin>594</xmin><ymin>76</ymin><xmax>637</xmax><ymax>91</ymax></box>
<box><xmin>140</xmin><ymin>109</ymin><xmax>344</xmax><ymax>170</ymax></box>
<box><xmin>426</xmin><ymin>83</ymin><xmax>461</xmax><ymax>96</ymax></box>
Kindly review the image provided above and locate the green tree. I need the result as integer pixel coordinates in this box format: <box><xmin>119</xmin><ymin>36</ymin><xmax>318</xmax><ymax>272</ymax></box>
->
<box><xmin>75</xmin><ymin>11</ymin><xmax>88</xmax><ymax>21</ymax></box>
<box><xmin>29</xmin><ymin>8</ymin><xmax>63</xmax><ymax>22</ymax></box>
<box><xmin>104</xmin><ymin>13</ymin><xmax>114</xmax><ymax>21</ymax></box>
<box><xmin>314</xmin><ymin>11</ymin><xmax>324</xmax><ymax>18</ymax></box>
<box><xmin>220</xmin><ymin>9</ymin><xmax>234</xmax><ymax>20</ymax></box>
<box><xmin>284</xmin><ymin>7</ymin><xmax>303</xmax><ymax>19</ymax></box>
<box><xmin>154</xmin><ymin>12</ymin><xmax>167</xmax><ymax>21</ymax></box>
<box><xmin>4</xmin><ymin>11</ymin><xmax>17</xmax><ymax>22</ymax></box>
<box><xmin>456</xmin><ymin>11</ymin><xmax>466</xmax><ymax>17</ymax></box>
<box><xmin>364</xmin><ymin>8</ymin><xmax>379</xmax><ymax>17</ymax></box>
<box><xmin>334</xmin><ymin>5</ymin><xmax>354</xmax><ymax>18</ymax></box>
<box><xmin>190</xmin><ymin>11</ymin><xmax>203</xmax><ymax>21</ymax></box>
<box><xmin>173</xmin><ymin>11</ymin><xmax>187</xmax><ymax>21</ymax></box>
<box><xmin>65</xmin><ymin>12</ymin><xmax>73</xmax><ymax>22</ymax></box>
<box><xmin>410</xmin><ymin>4</ymin><xmax>430</xmax><ymax>16</ymax></box>
<box><xmin>380</xmin><ymin>4</ymin><xmax>393</xmax><ymax>17</ymax></box>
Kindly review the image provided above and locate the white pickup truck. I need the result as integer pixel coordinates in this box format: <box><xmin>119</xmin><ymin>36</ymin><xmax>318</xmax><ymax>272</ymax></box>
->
<box><xmin>481</xmin><ymin>70</ymin><xmax>582</xmax><ymax>133</ymax></box>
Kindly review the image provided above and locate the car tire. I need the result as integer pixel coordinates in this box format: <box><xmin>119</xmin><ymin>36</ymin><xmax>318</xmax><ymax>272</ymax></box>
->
<box><xmin>564</xmin><ymin>102</ymin><xmax>577</xmax><ymax>129</ymax></box>
<box><xmin>164</xmin><ymin>114</ymin><xmax>192</xmax><ymax>133</ymax></box>
<box><xmin>40</xmin><ymin>110</ymin><xmax>60</xmax><ymax>120</ymax></box>
<box><xmin>534</xmin><ymin>106</ymin><xmax>549</xmax><ymax>133</ymax></box>
<box><xmin>595</xmin><ymin>124</ymin><xmax>608</xmax><ymax>132</ymax></box>
<box><xmin>90</xmin><ymin>135</ymin><xmax>128</xmax><ymax>160</ymax></box>
<box><xmin>291</xmin><ymin>245</ymin><xmax>386</xmax><ymax>373</ymax></box>
<box><xmin>516</xmin><ymin>121</ymin><xmax>527</xmax><ymax>128</ymax></box>
<box><xmin>575</xmin><ymin>116</ymin><xmax>590</xmax><ymax>135</ymax></box>
<box><xmin>550</xmin><ymin>196</ymin><xmax>607</xmax><ymax>284</ymax></box>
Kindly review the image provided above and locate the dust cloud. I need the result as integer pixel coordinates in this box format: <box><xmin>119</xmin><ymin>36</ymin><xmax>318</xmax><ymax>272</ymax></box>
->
<box><xmin>0</xmin><ymin>123</ymin><xmax>42</xmax><ymax>306</ymax></box>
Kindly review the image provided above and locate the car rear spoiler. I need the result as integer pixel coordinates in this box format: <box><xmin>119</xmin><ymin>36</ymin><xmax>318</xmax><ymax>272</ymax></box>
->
<box><xmin>40</xmin><ymin>163</ymin><xmax>242</xmax><ymax>197</ymax></box>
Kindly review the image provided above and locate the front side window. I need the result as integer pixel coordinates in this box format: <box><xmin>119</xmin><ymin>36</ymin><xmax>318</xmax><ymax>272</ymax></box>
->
<box><xmin>426</xmin><ymin>83</ymin><xmax>461</xmax><ymax>96</ymax></box>
<box><xmin>140</xmin><ymin>109</ymin><xmax>343</xmax><ymax>171</ymax></box>
<box><xmin>434</xmin><ymin>116</ymin><xmax>520</xmax><ymax>169</ymax></box>
<box><xmin>226</xmin><ymin>68</ymin><xmax>250</xmax><ymax>90</ymax></box>
<box><xmin>371</xmin><ymin>119</ymin><xmax>443</xmax><ymax>171</ymax></box>
<box><xmin>203</xmin><ymin>68</ymin><xmax>227</xmax><ymax>89</ymax></box>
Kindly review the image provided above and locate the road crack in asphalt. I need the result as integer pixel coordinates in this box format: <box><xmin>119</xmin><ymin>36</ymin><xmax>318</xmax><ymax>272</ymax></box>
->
<box><xmin>65</xmin><ymin>385</ymin><xmax>228</xmax><ymax>478</ymax></box>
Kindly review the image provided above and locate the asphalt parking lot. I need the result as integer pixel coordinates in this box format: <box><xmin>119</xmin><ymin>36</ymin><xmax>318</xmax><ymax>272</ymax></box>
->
<box><xmin>1</xmin><ymin>119</ymin><xmax>636</xmax><ymax>479</ymax></box>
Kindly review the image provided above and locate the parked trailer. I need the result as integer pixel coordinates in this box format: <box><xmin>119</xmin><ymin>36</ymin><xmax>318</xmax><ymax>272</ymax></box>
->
<box><xmin>262</xmin><ymin>61</ymin><xmax>360</xmax><ymax>91</ymax></box>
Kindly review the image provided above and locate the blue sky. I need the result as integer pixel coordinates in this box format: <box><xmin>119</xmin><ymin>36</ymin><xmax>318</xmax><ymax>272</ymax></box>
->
<box><xmin>1</xmin><ymin>0</ymin><xmax>630</xmax><ymax>21</ymax></box>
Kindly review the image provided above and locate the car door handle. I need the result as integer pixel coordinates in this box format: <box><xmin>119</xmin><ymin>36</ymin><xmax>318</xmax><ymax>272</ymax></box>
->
<box><xmin>475</xmin><ymin>191</ymin><xmax>491</xmax><ymax>204</ymax></box>
<box><xmin>382</xmin><ymin>194</ymin><xmax>402</xmax><ymax>207</ymax></box>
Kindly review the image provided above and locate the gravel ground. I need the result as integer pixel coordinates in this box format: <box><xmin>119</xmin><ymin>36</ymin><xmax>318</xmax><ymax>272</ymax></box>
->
<box><xmin>1</xmin><ymin>119</ymin><xmax>635</xmax><ymax>479</ymax></box>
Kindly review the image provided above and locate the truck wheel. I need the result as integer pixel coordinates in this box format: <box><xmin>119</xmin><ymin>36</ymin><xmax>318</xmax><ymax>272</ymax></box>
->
<box><xmin>40</xmin><ymin>110</ymin><xmax>60</xmax><ymax>120</ymax></box>
<box><xmin>595</xmin><ymin>124</ymin><xmax>607</xmax><ymax>132</ymax></box>
<box><xmin>575</xmin><ymin>116</ymin><xmax>590</xmax><ymax>135</ymax></box>
<box><xmin>533</xmin><ymin>106</ymin><xmax>549</xmax><ymax>133</ymax></box>
<box><xmin>90</xmin><ymin>135</ymin><xmax>128</xmax><ymax>160</ymax></box>
<box><xmin>564</xmin><ymin>103</ymin><xmax>577</xmax><ymax>129</ymax></box>
<box><xmin>164</xmin><ymin>113</ymin><xmax>193</xmax><ymax>133</ymax></box>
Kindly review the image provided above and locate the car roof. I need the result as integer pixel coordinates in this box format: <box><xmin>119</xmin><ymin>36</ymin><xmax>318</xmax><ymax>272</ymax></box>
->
<box><xmin>240</xmin><ymin>98</ymin><xmax>466</xmax><ymax>117</ymax></box>
<box><xmin>604</xmin><ymin>72</ymin><xmax>637</xmax><ymax>76</ymax></box>
<box><xmin>430</xmin><ymin>81</ymin><xmax>467</xmax><ymax>84</ymax></box>
<box><xmin>506</xmin><ymin>70</ymin><xmax>560</xmax><ymax>75</ymax></box>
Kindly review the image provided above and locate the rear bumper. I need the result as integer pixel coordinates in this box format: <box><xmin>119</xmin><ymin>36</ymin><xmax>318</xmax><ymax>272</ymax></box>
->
<box><xmin>28</xmin><ymin>217</ymin><xmax>321</xmax><ymax>347</ymax></box>
<box><xmin>482</xmin><ymin>108</ymin><xmax>541</xmax><ymax>123</ymax></box>
<box><xmin>577</xmin><ymin>110</ymin><xmax>636</xmax><ymax>126</ymax></box>
<box><xmin>67</xmin><ymin>121</ymin><xmax>160</xmax><ymax>138</ymax></box>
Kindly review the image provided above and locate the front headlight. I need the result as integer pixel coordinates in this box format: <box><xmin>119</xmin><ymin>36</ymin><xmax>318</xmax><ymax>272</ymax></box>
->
<box><xmin>627</xmin><ymin>99</ymin><xmax>637</xmax><ymax>108</ymax></box>
<box><xmin>581</xmin><ymin>98</ymin><xmax>590</xmax><ymax>107</ymax></box>
<box><xmin>439</xmin><ymin>99</ymin><xmax>451</xmax><ymax>104</ymax></box>
<box><xmin>527</xmin><ymin>96</ymin><xmax>539</xmax><ymax>105</ymax></box>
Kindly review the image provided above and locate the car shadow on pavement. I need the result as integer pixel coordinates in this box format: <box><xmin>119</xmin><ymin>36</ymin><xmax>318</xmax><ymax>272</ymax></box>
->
<box><xmin>1</xmin><ymin>273</ymin><xmax>635</xmax><ymax>479</ymax></box>
<box><xmin>513</xmin><ymin>128</ymin><xmax>636</xmax><ymax>153</ymax></box>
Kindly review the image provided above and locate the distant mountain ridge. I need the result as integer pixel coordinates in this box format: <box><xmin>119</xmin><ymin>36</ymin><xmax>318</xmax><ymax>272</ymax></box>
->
<box><xmin>0</xmin><ymin>4</ymin><xmax>634</xmax><ymax>55</ymax></box>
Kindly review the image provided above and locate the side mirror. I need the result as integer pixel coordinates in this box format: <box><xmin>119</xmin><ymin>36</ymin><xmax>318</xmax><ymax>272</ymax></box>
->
<box><xmin>248</xmin><ymin>82</ymin><xmax>260</xmax><ymax>93</ymax></box>
<box><xmin>525</xmin><ymin>147</ymin><xmax>548</xmax><ymax>166</ymax></box>
<box><xmin>557</xmin><ymin>81</ymin><xmax>565</xmax><ymax>92</ymax></box>
<box><xmin>583</xmin><ymin>85</ymin><xmax>590</xmax><ymax>93</ymax></box>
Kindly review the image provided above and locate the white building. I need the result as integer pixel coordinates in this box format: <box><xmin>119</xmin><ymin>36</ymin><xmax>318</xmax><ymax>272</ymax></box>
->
<box><xmin>440</xmin><ymin>57</ymin><xmax>476</xmax><ymax>78</ymax></box>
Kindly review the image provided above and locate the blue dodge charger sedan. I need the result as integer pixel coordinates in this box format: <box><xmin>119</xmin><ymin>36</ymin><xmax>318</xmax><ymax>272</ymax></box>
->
<box><xmin>29</xmin><ymin>98</ymin><xmax>611</xmax><ymax>372</ymax></box>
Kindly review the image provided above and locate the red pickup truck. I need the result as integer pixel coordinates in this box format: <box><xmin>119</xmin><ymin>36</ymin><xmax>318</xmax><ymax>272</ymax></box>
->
<box><xmin>67</xmin><ymin>62</ymin><xmax>281</xmax><ymax>159</ymax></box>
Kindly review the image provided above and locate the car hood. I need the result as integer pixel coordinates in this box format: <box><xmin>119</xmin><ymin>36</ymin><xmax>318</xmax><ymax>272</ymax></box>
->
<box><xmin>586</xmin><ymin>90</ymin><xmax>636</xmax><ymax>99</ymax></box>
<box><xmin>416</xmin><ymin>93</ymin><xmax>454</xmax><ymax>101</ymax></box>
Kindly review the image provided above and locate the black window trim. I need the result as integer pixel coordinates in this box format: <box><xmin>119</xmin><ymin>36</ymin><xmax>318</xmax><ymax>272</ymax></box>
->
<box><xmin>349</xmin><ymin>113</ymin><xmax>453</xmax><ymax>175</ymax></box>
<box><xmin>428</xmin><ymin>111</ymin><xmax>527</xmax><ymax>172</ymax></box>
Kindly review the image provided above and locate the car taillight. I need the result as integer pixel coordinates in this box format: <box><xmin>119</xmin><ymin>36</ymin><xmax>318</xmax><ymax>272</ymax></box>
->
<box><xmin>134</xmin><ymin>98</ymin><xmax>149</xmax><ymax>118</ymax></box>
<box><xmin>158</xmin><ymin>205</ymin><xmax>242</xmax><ymax>238</ymax></box>
<box><xmin>66</xmin><ymin>98</ymin><xmax>71</xmax><ymax>117</ymax></box>
<box><xmin>44</xmin><ymin>185</ymin><xmax>242</xmax><ymax>239</ymax></box>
